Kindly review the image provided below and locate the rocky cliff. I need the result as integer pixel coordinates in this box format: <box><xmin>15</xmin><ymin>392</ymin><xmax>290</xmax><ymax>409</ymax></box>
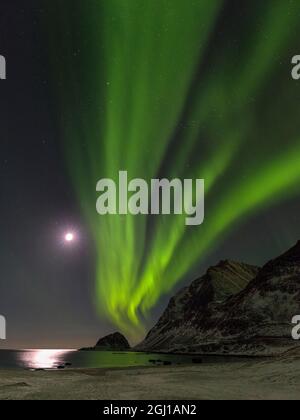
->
<box><xmin>81</xmin><ymin>332</ymin><xmax>131</xmax><ymax>351</ymax></box>
<box><xmin>95</xmin><ymin>332</ymin><xmax>131</xmax><ymax>350</ymax></box>
<box><xmin>137</xmin><ymin>242</ymin><xmax>300</xmax><ymax>356</ymax></box>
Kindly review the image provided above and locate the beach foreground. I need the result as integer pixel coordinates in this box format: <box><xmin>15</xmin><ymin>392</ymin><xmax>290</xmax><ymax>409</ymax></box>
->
<box><xmin>0</xmin><ymin>355</ymin><xmax>300</xmax><ymax>400</ymax></box>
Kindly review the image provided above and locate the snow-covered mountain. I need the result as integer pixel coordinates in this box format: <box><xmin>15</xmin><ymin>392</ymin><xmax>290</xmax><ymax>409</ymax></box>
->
<box><xmin>137</xmin><ymin>243</ymin><xmax>300</xmax><ymax>356</ymax></box>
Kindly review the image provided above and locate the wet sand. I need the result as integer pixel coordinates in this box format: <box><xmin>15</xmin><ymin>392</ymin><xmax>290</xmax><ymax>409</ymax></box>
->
<box><xmin>0</xmin><ymin>356</ymin><xmax>300</xmax><ymax>400</ymax></box>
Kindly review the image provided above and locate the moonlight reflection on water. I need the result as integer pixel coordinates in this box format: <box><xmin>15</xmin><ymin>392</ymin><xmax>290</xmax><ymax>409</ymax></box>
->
<box><xmin>18</xmin><ymin>350</ymin><xmax>75</xmax><ymax>369</ymax></box>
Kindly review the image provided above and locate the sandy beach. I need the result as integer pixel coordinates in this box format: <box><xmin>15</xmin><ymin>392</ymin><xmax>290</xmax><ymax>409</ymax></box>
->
<box><xmin>0</xmin><ymin>354</ymin><xmax>299</xmax><ymax>400</ymax></box>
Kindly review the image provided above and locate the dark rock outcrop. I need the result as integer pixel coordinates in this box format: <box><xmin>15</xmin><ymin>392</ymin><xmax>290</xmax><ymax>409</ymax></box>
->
<box><xmin>137</xmin><ymin>242</ymin><xmax>300</xmax><ymax>356</ymax></box>
<box><xmin>81</xmin><ymin>332</ymin><xmax>131</xmax><ymax>351</ymax></box>
<box><xmin>95</xmin><ymin>332</ymin><xmax>131</xmax><ymax>350</ymax></box>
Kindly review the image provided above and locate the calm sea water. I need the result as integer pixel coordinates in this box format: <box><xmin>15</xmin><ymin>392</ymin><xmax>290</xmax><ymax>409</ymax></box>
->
<box><xmin>0</xmin><ymin>350</ymin><xmax>204</xmax><ymax>370</ymax></box>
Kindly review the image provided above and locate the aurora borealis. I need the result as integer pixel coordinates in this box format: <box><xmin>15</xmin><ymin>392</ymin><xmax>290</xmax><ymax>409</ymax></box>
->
<box><xmin>44</xmin><ymin>0</ymin><xmax>300</xmax><ymax>341</ymax></box>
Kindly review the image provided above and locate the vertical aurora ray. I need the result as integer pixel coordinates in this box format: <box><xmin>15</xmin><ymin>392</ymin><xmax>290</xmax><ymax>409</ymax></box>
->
<box><xmin>47</xmin><ymin>0</ymin><xmax>300</xmax><ymax>340</ymax></box>
<box><xmin>128</xmin><ymin>0</ymin><xmax>300</xmax><ymax>319</ymax></box>
<box><xmin>90</xmin><ymin>0</ymin><xmax>223</xmax><ymax>337</ymax></box>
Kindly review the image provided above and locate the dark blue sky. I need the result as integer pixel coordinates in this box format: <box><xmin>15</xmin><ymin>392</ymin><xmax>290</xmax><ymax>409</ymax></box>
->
<box><xmin>1</xmin><ymin>1</ymin><xmax>300</xmax><ymax>349</ymax></box>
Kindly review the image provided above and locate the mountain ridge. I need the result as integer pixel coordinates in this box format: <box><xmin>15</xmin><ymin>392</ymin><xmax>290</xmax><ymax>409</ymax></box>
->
<box><xmin>136</xmin><ymin>242</ymin><xmax>300</xmax><ymax>356</ymax></box>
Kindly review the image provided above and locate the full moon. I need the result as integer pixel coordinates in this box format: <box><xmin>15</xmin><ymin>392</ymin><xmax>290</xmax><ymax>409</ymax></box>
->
<box><xmin>65</xmin><ymin>233</ymin><xmax>74</xmax><ymax>242</ymax></box>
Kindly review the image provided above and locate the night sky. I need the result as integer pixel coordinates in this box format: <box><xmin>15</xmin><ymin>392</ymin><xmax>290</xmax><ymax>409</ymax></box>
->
<box><xmin>1</xmin><ymin>0</ymin><xmax>300</xmax><ymax>349</ymax></box>
<box><xmin>0</xmin><ymin>1</ymin><xmax>105</xmax><ymax>349</ymax></box>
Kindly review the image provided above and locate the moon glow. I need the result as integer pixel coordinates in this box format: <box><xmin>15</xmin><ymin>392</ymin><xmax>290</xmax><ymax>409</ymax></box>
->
<box><xmin>65</xmin><ymin>233</ymin><xmax>74</xmax><ymax>242</ymax></box>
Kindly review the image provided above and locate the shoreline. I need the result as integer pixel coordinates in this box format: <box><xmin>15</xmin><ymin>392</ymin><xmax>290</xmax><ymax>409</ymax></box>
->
<box><xmin>0</xmin><ymin>355</ymin><xmax>299</xmax><ymax>400</ymax></box>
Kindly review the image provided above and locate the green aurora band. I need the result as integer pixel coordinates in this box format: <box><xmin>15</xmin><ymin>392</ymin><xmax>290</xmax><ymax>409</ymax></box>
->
<box><xmin>47</xmin><ymin>0</ymin><xmax>300</xmax><ymax>340</ymax></box>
